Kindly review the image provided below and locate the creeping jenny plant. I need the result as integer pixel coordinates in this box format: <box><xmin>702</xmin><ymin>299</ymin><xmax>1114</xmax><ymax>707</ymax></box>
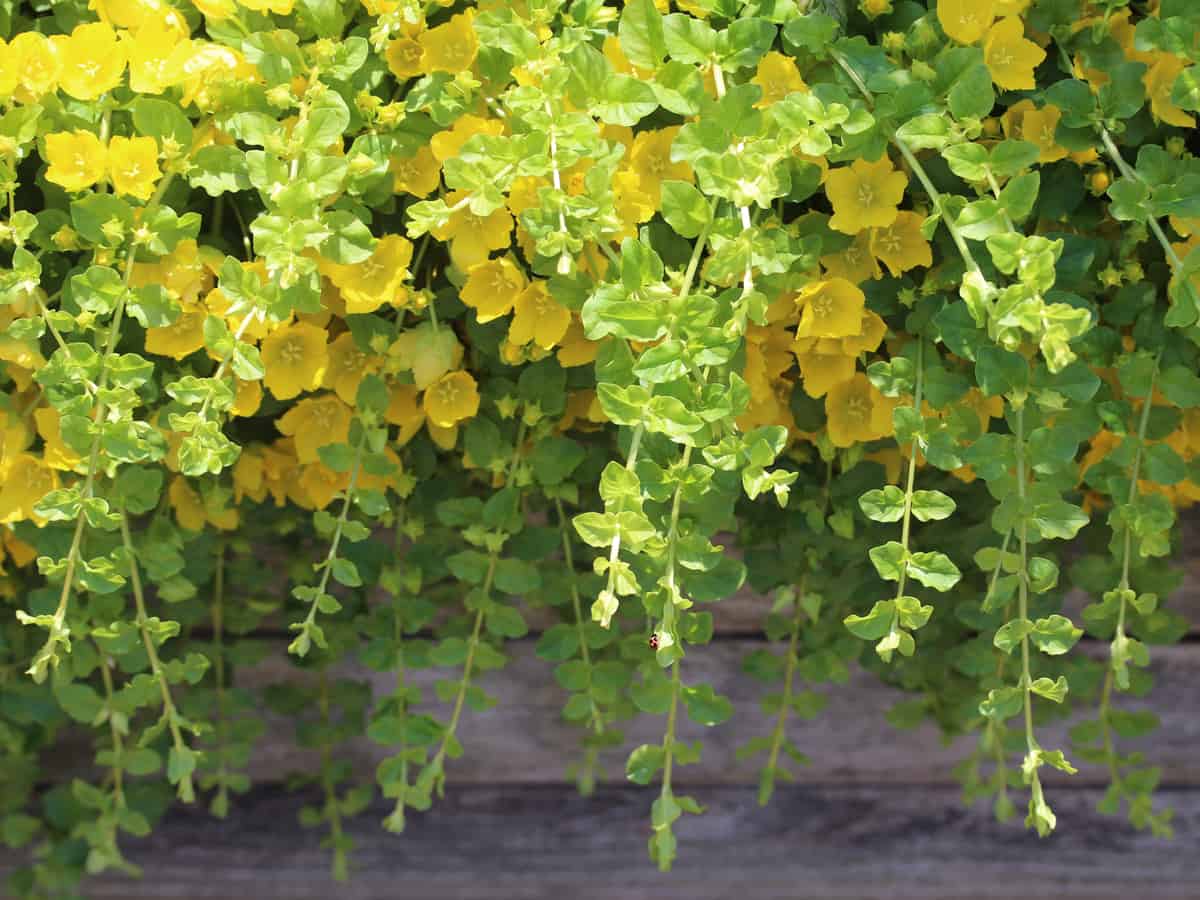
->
<box><xmin>0</xmin><ymin>0</ymin><xmax>1198</xmax><ymax>889</ymax></box>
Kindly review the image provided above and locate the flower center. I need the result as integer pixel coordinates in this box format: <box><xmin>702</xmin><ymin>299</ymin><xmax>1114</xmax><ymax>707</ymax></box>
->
<box><xmin>846</xmin><ymin>395</ymin><xmax>870</xmax><ymax>423</ymax></box>
<box><xmin>311</xmin><ymin>402</ymin><xmax>333</xmax><ymax>429</ymax></box>
<box><xmin>856</xmin><ymin>182</ymin><xmax>876</xmax><ymax>208</ymax></box>
<box><xmin>281</xmin><ymin>337</ymin><xmax>306</xmax><ymax>364</ymax></box>
<box><xmin>811</xmin><ymin>291</ymin><xmax>834</xmax><ymax>318</ymax></box>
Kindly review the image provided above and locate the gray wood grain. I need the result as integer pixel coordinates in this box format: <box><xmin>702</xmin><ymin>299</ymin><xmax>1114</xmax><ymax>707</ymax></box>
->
<box><xmin>205</xmin><ymin>642</ymin><xmax>1200</xmax><ymax>787</ymax></box>
<box><xmin>14</xmin><ymin>783</ymin><xmax>1194</xmax><ymax>900</ymax></box>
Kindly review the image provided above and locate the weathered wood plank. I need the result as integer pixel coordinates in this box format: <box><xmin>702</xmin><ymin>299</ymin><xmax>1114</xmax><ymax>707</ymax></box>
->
<box><xmin>11</xmin><ymin>784</ymin><xmax>1194</xmax><ymax>900</ymax></box>
<box><xmin>223</xmin><ymin>642</ymin><xmax>1200</xmax><ymax>787</ymax></box>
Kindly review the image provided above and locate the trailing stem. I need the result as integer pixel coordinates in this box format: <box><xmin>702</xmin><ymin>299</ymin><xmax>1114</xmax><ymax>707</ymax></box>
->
<box><xmin>118</xmin><ymin>508</ymin><xmax>195</xmax><ymax>803</ymax></box>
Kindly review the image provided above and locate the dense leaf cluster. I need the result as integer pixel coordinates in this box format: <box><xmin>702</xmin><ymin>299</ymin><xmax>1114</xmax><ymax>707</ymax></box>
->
<box><xmin>0</xmin><ymin>0</ymin><xmax>1197</xmax><ymax>890</ymax></box>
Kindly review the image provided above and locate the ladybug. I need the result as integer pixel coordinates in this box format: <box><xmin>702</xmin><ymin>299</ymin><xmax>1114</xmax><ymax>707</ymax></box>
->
<box><xmin>648</xmin><ymin>633</ymin><xmax>659</xmax><ymax>651</ymax></box>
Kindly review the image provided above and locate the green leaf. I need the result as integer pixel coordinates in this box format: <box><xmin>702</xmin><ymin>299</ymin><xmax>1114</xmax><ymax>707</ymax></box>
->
<box><xmin>894</xmin><ymin>595</ymin><xmax>933</xmax><ymax>631</ymax></box>
<box><xmin>942</xmin><ymin>143</ymin><xmax>989</xmax><ymax>182</ymax></box>
<box><xmin>844</xmin><ymin>600</ymin><xmax>894</xmax><ymax>640</ymax></box>
<box><xmin>906</xmin><ymin>551</ymin><xmax>961</xmax><ymax>592</ymax></box>
<box><xmin>167</xmin><ymin>745</ymin><xmax>197</xmax><ymax>785</ymax></box>
<box><xmin>1029</xmin><ymin>675</ymin><xmax>1069</xmax><ymax>703</ymax></box>
<box><xmin>993</xmin><ymin>617</ymin><xmax>1033</xmax><ymax>654</ymax></box>
<box><xmin>330</xmin><ymin>557</ymin><xmax>362</xmax><ymax>588</ymax></box>
<box><xmin>681</xmin><ymin>684</ymin><xmax>733</xmax><ymax>726</ymax></box>
<box><xmin>619</xmin><ymin>0</ymin><xmax>667</xmax><ymax>70</ymax></box>
<box><xmin>999</xmin><ymin>172</ymin><xmax>1039</xmax><ymax>222</ymax></box>
<box><xmin>626</xmin><ymin>744</ymin><xmax>666</xmax><ymax>785</ymax></box>
<box><xmin>895</xmin><ymin>114</ymin><xmax>953</xmax><ymax>151</ymax></box>
<box><xmin>909</xmin><ymin>490</ymin><xmax>955</xmax><ymax>522</ymax></box>
<box><xmin>1159</xmin><ymin>365</ymin><xmax>1200</xmax><ymax>407</ymax></box>
<box><xmin>956</xmin><ymin>199</ymin><xmax>1007</xmax><ymax>240</ymax></box>
<box><xmin>663</xmin><ymin>13</ymin><xmax>717</xmax><ymax>65</ymax></box>
<box><xmin>858</xmin><ymin>485</ymin><xmax>905</xmax><ymax>522</ymax></box>
<box><xmin>948</xmin><ymin>65</ymin><xmax>994</xmax><ymax>120</ymax></box>
<box><xmin>867</xmin><ymin>542</ymin><xmax>906</xmax><ymax>582</ymax></box>
<box><xmin>659</xmin><ymin>180</ymin><xmax>711</xmax><ymax>238</ymax></box>
<box><xmin>595</xmin><ymin>75</ymin><xmax>659</xmax><ymax>126</ymax></box>
<box><xmin>1030</xmin><ymin>615</ymin><xmax>1082</xmax><ymax>656</ymax></box>
<box><xmin>132</xmin><ymin>97</ymin><xmax>194</xmax><ymax>149</ymax></box>
<box><xmin>1172</xmin><ymin>65</ymin><xmax>1200</xmax><ymax>112</ymax></box>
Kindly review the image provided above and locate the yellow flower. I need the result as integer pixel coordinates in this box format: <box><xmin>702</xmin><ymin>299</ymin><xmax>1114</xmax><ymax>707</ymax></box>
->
<box><xmin>261</xmin><ymin>321</ymin><xmax>328</xmax><ymax>400</ymax></box>
<box><xmin>108</xmin><ymin>135</ymin><xmax>162</xmax><ymax>201</ymax></box>
<box><xmin>427</xmin><ymin>422</ymin><xmax>459</xmax><ymax>450</ymax></box>
<box><xmin>506</xmin><ymin>175</ymin><xmax>547</xmax><ymax>219</ymax></box>
<box><xmin>90</xmin><ymin>0</ymin><xmax>170</xmax><ymax>29</ymax></box>
<box><xmin>386</xmin><ymin>383</ymin><xmax>426</xmax><ymax>446</ymax></box>
<box><xmin>34</xmin><ymin>408</ymin><xmax>82</xmax><ymax>471</ymax></box>
<box><xmin>508</xmin><ymin>281</ymin><xmax>571</xmax><ymax>349</ymax></box>
<box><xmin>146</xmin><ymin>303</ymin><xmax>207</xmax><ymax>359</ymax></box>
<box><xmin>629</xmin><ymin>127</ymin><xmax>693</xmax><ymax>207</ymax></box>
<box><xmin>323</xmin><ymin>332</ymin><xmax>379</xmax><ymax>404</ymax></box>
<box><xmin>11</xmin><ymin>32</ymin><xmax>61</xmax><ymax>101</ymax></box>
<box><xmin>59</xmin><ymin>22</ymin><xmax>127</xmax><ymax>100</ymax></box>
<box><xmin>0</xmin><ymin>338</ymin><xmax>44</xmax><ymax>392</ymax></box>
<box><xmin>793</xmin><ymin>340</ymin><xmax>857</xmax><ymax>398</ymax></box>
<box><xmin>126</xmin><ymin>18</ymin><xmax>186</xmax><ymax>95</ymax></box>
<box><xmin>826</xmin><ymin>373</ymin><xmax>896</xmax><ymax>448</ymax></box>
<box><xmin>231</xmin><ymin>379</ymin><xmax>262</xmax><ymax>418</ymax></box>
<box><xmin>0</xmin><ymin>39</ymin><xmax>18</xmax><ymax>98</ymax></box>
<box><xmin>751</xmin><ymin>52</ymin><xmax>807</xmax><ymax>106</ymax></box>
<box><xmin>298</xmin><ymin>463</ymin><xmax>349</xmax><ymax>511</ymax></box>
<box><xmin>869</xmin><ymin>211</ymin><xmax>932</xmax><ymax>277</ymax></box>
<box><xmin>983</xmin><ymin>17</ymin><xmax>1045</xmax><ymax>92</ymax></box>
<box><xmin>391</xmin><ymin>146</ymin><xmax>441</xmax><ymax>197</ymax></box>
<box><xmin>239</xmin><ymin>0</ymin><xmax>295</xmax><ymax>13</ymax></box>
<box><xmin>233</xmin><ymin>446</ymin><xmax>267</xmax><ymax>504</ymax></box>
<box><xmin>423</xmin><ymin>370</ymin><xmax>480</xmax><ymax>428</ymax></box>
<box><xmin>326</xmin><ymin>235</ymin><xmax>413</xmax><ymax>314</ymax></box>
<box><xmin>433</xmin><ymin>191</ymin><xmax>513</xmax><ymax>270</ymax></box>
<box><xmin>1001</xmin><ymin>100</ymin><xmax>1067</xmax><ymax>164</ymax></box>
<box><xmin>430</xmin><ymin>114</ymin><xmax>505</xmax><ymax>163</ymax></box>
<box><xmin>612</xmin><ymin>171</ymin><xmax>656</xmax><ymax>238</ymax></box>
<box><xmin>937</xmin><ymin>0</ymin><xmax>995</xmax><ymax>45</ymax></box>
<box><xmin>390</xmin><ymin>322</ymin><xmax>463</xmax><ymax>390</ymax></box>
<box><xmin>557</xmin><ymin>317</ymin><xmax>599</xmax><ymax>368</ymax></box>
<box><xmin>820</xmin><ymin>232</ymin><xmax>880</xmax><ymax>284</ymax></box>
<box><xmin>169</xmin><ymin>476</ymin><xmax>209</xmax><ymax>531</ymax></box>
<box><xmin>277</xmin><ymin>394</ymin><xmax>353</xmax><ymax>463</ymax></box>
<box><xmin>1145</xmin><ymin>55</ymin><xmax>1195</xmax><ymax>129</ymax></box>
<box><xmin>192</xmin><ymin>0</ymin><xmax>236</xmax><ymax>17</ymax></box>
<box><xmin>44</xmin><ymin>131</ymin><xmax>107</xmax><ymax>193</ymax></box>
<box><xmin>461</xmin><ymin>257</ymin><xmax>526</xmax><ymax>323</ymax></box>
<box><xmin>841</xmin><ymin>310</ymin><xmax>888</xmax><ymax>356</ymax></box>
<box><xmin>0</xmin><ymin>455</ymin><xmax>57</xmax><ymax>525</ymax></box>
<box><xmin>824</xmin><ymin>157</ymin><xmax>907</xmax><ymax>234</ymax></box>
<box><xmin>795</xmin><ymin>278</ymin><xmax>866</xmax><ymax>339</ymax></box>
<box><xmin>419</xmin><ymin>10</ymin><xmax>478</xmax><ymax>74</ymax></box>
<box><xmin>386</xmin><ymin>36</ymin><xmax>427</xmax><ymax>79</ymax></box>
<box><xmin>994</xmin><ymin>0</ymin><xmax>1029</xmax><ymax>12</ymax></box>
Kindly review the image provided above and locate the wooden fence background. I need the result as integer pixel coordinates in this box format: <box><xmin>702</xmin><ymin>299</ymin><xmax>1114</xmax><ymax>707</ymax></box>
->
<box><xmin>3</xmin><ymin>516</ymin><xmax>1198</xmax><ymax>899</ymax></box>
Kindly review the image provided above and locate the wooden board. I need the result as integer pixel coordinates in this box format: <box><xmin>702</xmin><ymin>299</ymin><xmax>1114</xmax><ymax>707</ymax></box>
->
<box><xmin>16</xmin><ymin>783</ymin><xmax>1195</xmax><ymax>900</ymax></box>
<box><xmin>235</xmin><ymin>641</ymin><xmax>1200</xmax><ymax>787</ymax></box>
